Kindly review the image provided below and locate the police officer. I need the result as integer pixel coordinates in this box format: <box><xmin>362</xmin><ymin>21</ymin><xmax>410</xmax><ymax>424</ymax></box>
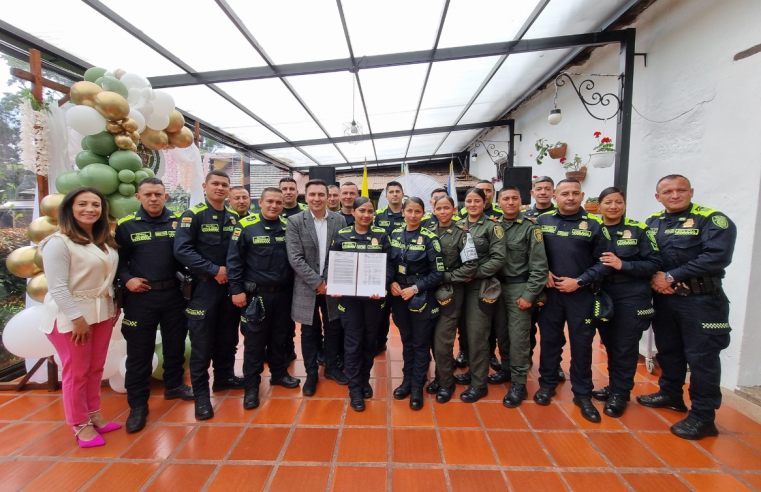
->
<box><xmin>640</xmin><ymin>174</ymin><xmax>736</xmax><ymax>440</ymax></box>
<box><xmin>535</xmin><ymin>178</ymin><xmax>609</xmax><ymax>423</ymax></box>
<box><xmin>422</xmin><ymin>188</ymin><xmax>461</xmax><ymax>229</ymax></box>
<box><xmin>280</xmin><ymin>177</ymin><xmax>308</xmax><ymax>218</ymax></box>
<box><xmin>589</xmin><ymin>187</ymin><xmax>661</xmax><ymax>418</ymax></box>
<box><xmin>331</xmin><ymin>196</ymin><xmax>390</xmax><ymax>412</ymax></box>
<box><xmin>374</xmin><ymin>181</ymin><xmax>406</xmax><ymax>355</ymax></box>
<box><xmin>229</xmin><ymin>186</ymin><xmax>252</xmax><ymax>218</ymax></box>
<box><xmin>174</xmin><ymin>170</ymin><xmax>243</xmax><ymax>421</ymax></box>
<box><xmin>453</xmin><ymin>187</ymin><xmax>505</xmax><ymax>403</ymax></box>
<box><xmin>228</xmin><ymin>187</ymin><xmax>300</xmax><ymax>410</ymax></box>
<box><xmin>426</xmin><ymin>195</ymin><xmax>477</xmax><ymax>403</ymax></box>
<box><xmin>388</xmin><ymin>197</ymin><xmax>444</xmax><ymax>410</ymax></box>
<box><xmin>489</xmin><ymin>186</ymin><xmax>548</xmax><ymax>408</ymax></box>
<box><xmin>459</xmin><ymin>180</ymin><xmax>503</xmax><ymax>218</ymax></box>
<box><xmin>115</xmin><ymin>178</ymin><xmax>192</xmax><ymax>433</ymax></box>
<box><xmin>339</xmin><ymin>181</ymin><xmax>359</xmax><ymax>226</ymax></box>
<box><xmin>327</xmin><ymin>185</ymin><xmax>342</xmax><ymax>213</ymax></box>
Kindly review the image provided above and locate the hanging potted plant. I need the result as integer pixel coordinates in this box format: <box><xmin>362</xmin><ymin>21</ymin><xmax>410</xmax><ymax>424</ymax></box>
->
<box><xmin>590</xmin><ymin>131</ymin><xmax>616</xmax><ymax>168</ymax></box>
<box><xmin>561</xmin><ymin>154</ymin><xmax>587</xmax><ymax>181</ymax></box>
<box><xmin>584</xmin><ymin>196</ymin><xmax>599</xmax><ymax>214</ymax></box>
<box><xmin>533</xmin><ymin>138</ymin><xmax>565</xmax><ymax>165</ymax></box>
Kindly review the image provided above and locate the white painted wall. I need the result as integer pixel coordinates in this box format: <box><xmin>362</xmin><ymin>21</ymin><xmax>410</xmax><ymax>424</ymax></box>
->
<box><xmin>470</xmin><ymin>0</ymin><xmax>761</xmax><ymax>389</ymax></box>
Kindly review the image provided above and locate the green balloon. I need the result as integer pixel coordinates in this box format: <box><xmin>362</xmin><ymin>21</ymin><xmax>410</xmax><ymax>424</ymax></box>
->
<box><xmin>152</xmin><ymin>343</ymin><xmax>165</xmax><ymax>380</ymax></box>
<box><xmin>134</xmin><ymin>170</ymin><xmax>149</xmax><ymax>184</ymax></box>
<box><xmin>118</xmin><ymin>169</ymin><xmax>136</xmax><ymax>183</ymax></box>
<box><xmin>86</xmin><ymin>131</ymin><xmax>118</xmax><ymax>157</ymax></box>
<box><xmin>55</xmin><ymin>170</ymin><xmax>82</xmax><ymax>194</ymax></box>
<box><xmin>75</xmin><ymin>150</ymin><xmax>108</xmax><ymax>169</ymax></box>
<box><xmin>109</xmin><ymin>150</ymin><xmax>143</xmax><ymax>173</ymax></box>
<box><xmin>107</xmin><ymin>193</ymin><xmax>140</xmax><ymax>219</ymax></box>
<box><xmin>94</xmin><ymin>77</ymin><xmax>104</xmax><ymax>88</ymax></box>
<box><xmin>118</xmin><ymin>183</ymin><xmax>136</xmax><ymax>196</ymax></box>
<box><xmin>81</xmin><ymin>136</ymin><xmax>90</xmax><ymax>150</ymax></box>
<box><xmin>143</xmin><ymin>168</ymin><xmax>155</xmax><ymax>178</ymax></box>
<box><xmin>79</xmin><ymin>163</ymin><xmax>119</xmax><ymax>195</ymax></box>
<box><xmin>101</xmin><ymin>76</ymin><xmax>129</xmax><ymax>99</ymax></box>
<box><xmin>84</xmin><ymin>67</ymin><xmax>108</xmax><ymax>83</ymax></box>
<box><xmin>183</xmin><ymin>336</ymin><xmax>191</xmax><ymax>370</ymax></box>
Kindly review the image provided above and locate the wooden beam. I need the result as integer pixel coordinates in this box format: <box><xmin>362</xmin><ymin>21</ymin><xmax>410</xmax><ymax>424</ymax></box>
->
<box><xmin>194</xmin><ymin>121</ymin><xmax>200</xmax><ymax>146</ymax></box>
<box><xmin>10</xmin><ymin>67</ymin><xmax>71</xmax><ymax>94</ymax></box>
<box><xmin>27</xmin><ymin>49</ymin><xmax>49</xmax><ymax>202</ymax></box>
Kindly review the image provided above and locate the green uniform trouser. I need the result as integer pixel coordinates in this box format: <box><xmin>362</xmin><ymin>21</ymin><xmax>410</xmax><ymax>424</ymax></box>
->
<box><xmin>493</xmin><ymin>282</ymin><xmax>531</xmax><ymax>384</ymax></box>
<box><xmin>433</xmin><ymin>283</ymin><xmax>465</xmax><ymax>388</ymax></box>
<box><xmin>464</xmin><ymin>279</ymin><xmax>492</xmax><ymax>389</ymax></box>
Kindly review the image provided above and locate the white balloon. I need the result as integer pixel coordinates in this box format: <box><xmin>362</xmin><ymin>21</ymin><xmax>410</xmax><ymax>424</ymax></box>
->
<box><xmin>146</xmin><ymin>113</ymin><xmax>169</xmax><ymax>131</ymax></box>
<box><xmin>137</xmin><ymin>102</ymin><xmax>154</xmax><ymax>120</ymax></box>
<box><xmin>120</xmin><ymin>72</ymin><xmax>150</xmax><ymax>90</ymax></box>
<box><xmin>118</xmin><ymin>354</ymin><xmax>128</xmax><ymax>378</ymax></box>
<box><xmin>102</xmin><ymin>349</ymin><xmax>121</xmax><ymax>378</ymax></box>
<box><xmin>127</xmin><ymin>87</ymin><xmax>141</xmax><ymax>106</ymax></box>
<box><xmin>111</xmin><ymin>338</ymin><xmax>127</xmax><ymax>356</ymax></box>
<box><xmin>109</xmin><ymin>372</ymin><xmax>126</xmax><ymax>393</ymax></box>
<box><xmin>152</xmin><ymin>90</ymin><xmax>175</xmax><ymax>115</ymax></box>
<box><xmin>128</xmin><ymin>109</ymin><xmax>146</xmax><ymax>133</ymax></box>
<box><xmin>1</xmin><ymin>306</ymin><xmax>55</xmax><ymax>359</ymax></box>
<box><xmin>110</xmin><ymin>312</ymin><xmax>125</xmax><ymax>340</ymax></box>
<box><xmin>66</xmin><ymin>105</ymin><xmax>107</xmax><ymax>136</ymax></box>
<box><xmin>151</xmin><ymin>353</ymin><xmax>159</xmax><ymax>372</ymax></box>
<box><xmin>155</xmin><ymin>331</ymin><xmax>162</xmax><ymax>345</ymax></box>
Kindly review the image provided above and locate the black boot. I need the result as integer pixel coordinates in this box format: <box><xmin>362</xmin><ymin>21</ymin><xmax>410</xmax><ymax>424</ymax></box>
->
<box><xmin>164</xmin><ymin>384</ymin><xmax>194</xmax><ymax>401</ymax></box>
<box><xmin>670</xmin><ymin>416</ymin><xmax>719</xmax><ymax>440</ymax></box>
<box><xmin>126</xmin><ymin>405</ymin><xmax>149</xmax><ymax>433</ymax></box>
<box><xmin>488</xmin><ymin>369</ymin><xmax>510</xmax><ymax>385</ymax></box>
<box><xmin>243</xmin><ymin>388</ymin><xmax>260</xmax><ymax>410</ymax></box>
<box><xmin>349</xmin><ymin>391</ymin><xmax>365</xmax><ymax>412</ymax></box>
<box><xmin>573</xmin><ymin>397</ymin><xmax>601</xmax><ymax>423</ymax></box>
<box><xmin>426</xmin><ymin>380</ymin><xmax>440</xmax><ymax>394</ymax></box>
<box><xmin>604</xmin><ymin>393</ymin><xmax>628</xmax><ymax>418</ymax></box>
<box><xmin>636</xmin><ymin>392</ymin><xmax>688</xmax><ymax>412</ymax></box>
<box><xmin>194</xmin><ymin>397</ymin><xmax>214</xmax><ymax>420</ymax></box>
<box><xmin>460</xmin><ymin>386</ymin><xmax>488</xmax><ymax>403</ymax></box>
<box><xmin>393</xmin><ymin>380</ymin><xmax>411</xmax><ymax>400</ymax></box>
<box><xmin>302</xmin><ymin>374</ymin><xmax>318</xmax><ymax>396</ymax></box>
<box><xmin>592</xmin><ymin>385</ymin><xmax>611</xmax><ymax>401</ymax></box>
<box><xmin>454</xmin><ymin>372</ymin><xmax>471</xmax><ymax>385</ymax></box>
<box><xmin>363</xmin><ymin>381</ymin><xmax>373</xmax><ymax>399</ymax></box>
<box><xmin>270</xmin><ymin>374</ymin><xmax>301</xmax><ymax>388</ymax></box>
<box><xmin>410</xmin><ymin>386</ymin><xmax>424</xmax><ymax>410</ymax></box>
<box><xmin>436</xmin><ymin>385</ymin><xmax>455</xmax><ymax>404</ymax></box>
<box><xmin>212</xmin><ymin>375</ymin><xmax>245</xmax><ymax>391</ymax></box>
<box><xmin>533</xmin><ymin>387</ymin><xmax>556</xmax><ymax>406</ymax></box>
<box><xmin>489</xmin><ymin>356</ymin><xmax>502</xmax><ymax>371</ymax></box>
<box><xmin>502</xmin><ymin>383</ymin><xmax>528</xmax><ymax>408</ymax></box>
<box><xmin>454</xmin><ymin>351</ymin><xmax>468</xmax><ymax>368</ymax></box>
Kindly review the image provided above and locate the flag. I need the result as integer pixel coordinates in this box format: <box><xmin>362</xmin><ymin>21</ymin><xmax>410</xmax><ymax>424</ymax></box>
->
<box><xmin>361</xmin><ymin>159</ymin><xmax>369</xmax><ymax>197</ymax></box>
<box><xmin>447</xmin><ymin>159</ymin><xmax>458</xmax><ymax>207</ymax></box>
<box><xmin>401</xmin><ymin>161</ymin><xmax>410</xmax><ymax>197</ymax></box>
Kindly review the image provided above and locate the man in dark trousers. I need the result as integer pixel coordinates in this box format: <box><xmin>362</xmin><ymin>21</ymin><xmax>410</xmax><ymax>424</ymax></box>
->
<box><xmin>228</xmin><ymin>187</ymin><xmax>300</xmax><ymax>410</ymax></box>
<box><xmin>174</xmin><ymin>170</ymin><xmax>243</xmax><ymax>421</ymax></box>
<box><xmin>535</xmin><ymin>178</ymin><xmax>609</xmax><ymax>423</ymax></box>
<box><xmin>641</xmin><ymin>174</ymin><xmax>736</xmax><ymax>440</ymax></box>
<box><xmin>115</xmin><ymin>178</ymin><xmax>192</xmax><ymax>433</ymax></box>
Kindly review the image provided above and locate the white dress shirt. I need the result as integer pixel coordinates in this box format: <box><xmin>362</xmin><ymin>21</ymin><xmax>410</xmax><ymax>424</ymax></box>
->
<box><xmin>311</xmin><ymin>209</ymin><xmax>328</xmax><ymax>276</ymax></box>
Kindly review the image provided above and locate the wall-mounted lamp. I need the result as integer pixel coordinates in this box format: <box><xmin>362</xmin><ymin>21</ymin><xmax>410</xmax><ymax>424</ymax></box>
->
<box><xmin>548</xmin><ymin>108</ymin><xmax>562</xmax><ymax>125</ymax></box>
<box><xmin>548</xmin><ymin>72</ymin><xmax>622</xmax><ymax>124</ymax></box>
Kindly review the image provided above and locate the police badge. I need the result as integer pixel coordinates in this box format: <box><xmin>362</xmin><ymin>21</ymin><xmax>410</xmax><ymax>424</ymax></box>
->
<box><xmin>417</xmin><ymin>235</ymin><xmax>423</xmax><ymax>245</ymax></box>
<box><xmin>623</xmin><ymin>229</ymin><xmax>632</xmax><ymax>239</ymax></box>
<box><xmin>371</xmin><ymin>237</ymin><xmax>379</xmax><ymax>245</ymax></box>
<box><xmin>579</xmin><ymin>221</ymin><xmax>588</xmax><ymax>230</ymax></box>
<box><xmin>683</xmin><ymin>218</ymin><xmax>694</xmax><ymax>228</ymax></box>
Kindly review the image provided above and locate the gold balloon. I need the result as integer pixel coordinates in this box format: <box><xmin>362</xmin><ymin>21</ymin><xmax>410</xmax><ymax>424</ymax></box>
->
<box><xmin>165</xmin><ymin>110</ymin><xmax>185</xmax><ymax>133</ymax></box>
<box><xmin>106</xmin><ymin>121</ymin><xmax>123</xmax><ymax>134</ymax></box>
<box><xmin>27</xmin><ymin>273</ymin><xmax>48</xmax><ymax>303</ymax></box>
<box><xmin>140</xmin><ymin>127</ymin><xmax>168</xmax><ymax>151</ymax></box>
<box><xmin>114</xmin><ymin>69</ymin><xmax>126</xmax><ymax>79</ymax></box>
<box><xmin>6</xmin><ymin>246</ymin><xmax>42</xmax><ymax>278</ymax></box>
<box><xmin>93</xmin><ymin>91</ymin><xmax>130</xmax><ymax>121</ymax></box>
<box><xmin>166</xmin><ymin>144</ymin><xmax>176</xmax><ymax>150</ymax></box>
<box><xmin>130</xmin><ymin>131</ymin><xmax>140</xmax><ymax>143</ymax></box>
<box><xmin>114</xmin><ymin>134</ymin><xmax>133</xmax><ymax>150</ymax></box>
<box><xmin>129</xmin><ymin>142</ymin><xmax>138</xmax><ymax>153</ymax></box>
<box><xmin>27</xmin><ymin>216</ymin><xmax>58</xmax><ymax>244</ymax></box>
<box><xmin>40</xmin><ymin>193</ymin><xmax>64</xmax><ymax>222</ymax></box>
<box><xmin>34</xmin><ymin>247</ymin><xmax>44</xmax><ymax>271</ymax></box>
<box><xmin>167</xmin><ymin>127</ymin><xmax>194</xmax><ymax>149</ymax></box>
<box><xmin>121</xmin><ymin>118</ymin><xmax>138</xmax><ymax>133</ymax></box>
<box><xmin>70</xmin><ymin>81</ymin><xmax>103</xmax><ymax>107</ymax></box>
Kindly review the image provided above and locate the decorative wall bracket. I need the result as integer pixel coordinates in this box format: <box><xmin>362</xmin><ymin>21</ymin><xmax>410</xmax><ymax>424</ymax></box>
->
<box><xmin>473</xmin><ymin>139</ymin><xmax>509</xmax><ymax>179</ymax></box>
<box><xmin>551</xmin><ymin>72</ymin><xmax>623</xmax><ymax>123</ymax></box>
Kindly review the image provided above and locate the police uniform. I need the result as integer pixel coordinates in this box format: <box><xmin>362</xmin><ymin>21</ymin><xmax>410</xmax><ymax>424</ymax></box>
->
<box><xmin>387</xmin><ymin>226</ymin><xmax>444</xmax><ymax>395</ymax></box>
<box><xmin>431</xmin><ymin>222</ymin><xmax>478</xmax><ymax>394</ymax></box>
<box><xmin>339</xmin><ymin>210</ymin><xmax>355</xmax><ymax>226</ymax></box>
<box><xmin>644</xmin><ymin>204</ymin><xmax>736</xmax><ymax>424</ymax></box>
<box><xmin>536</xmin><ymin>209</ymin><xmax>608</xmax><ymax>401</ymax></box>
<box><xmin>491</xmin><ymin>211</ymin><xmax>548</xmax><ymax>398</ymax></box>
<box><xmin>593</xmin><ymin>217</ymin><xmax>661</xmax><ymax>414</ymax></box>
<box><xmin>456</xmin><ymin>214</ymin><xmax>506</xmax><ymax>392</ymax></box>
<box><xmin>421</xmin><ymin>212</ymin><xmax>462</xmax><ymax>230</ymax></box>
<box><xmin>374</xmin><ymin>205</ymin><xmax>407</xmax><ymax>353</ymax></box>
<box><xmin>115</xmin><ymin>207</ymin><xmax>188</xmax><ymax>411</ymax></box>
<box><xmin>523</xmin><ymin>203</ymin><xmax>556</xmax><ymax>219</ymax></box>
<box><xmin>227</xmin><ymin>213</ymin><xmax>295</xmax><ymax>396</ymax></box>
<box><xmin>331</xmin><ymin>225</ymin><xmax>390</xmax><ymax>400</ymax></box>
<box><xmin>523</xmin><ymin>203</ymin><xmax>557</xmax><ymax>358</ymax></box>
<box><xmin>281</xmin><ymin>202</ymin><xmax>308</xmax><ymax>218</ymax></box>
<box><xmin>460</xmin><ymin>203</ymin><xmax>503</xmax><ymax>219</ymax></box>
<box><xmin>174</xmin><ymin>200</ymin><xmax>241</xmax><ymax>407</ymax></box>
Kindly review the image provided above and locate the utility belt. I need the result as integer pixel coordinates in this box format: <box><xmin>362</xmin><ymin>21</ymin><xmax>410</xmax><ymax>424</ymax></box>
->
<box><xmin>497</xmin><ymin>272</ymin><xmax>530</xmax><ymax>284</ymax></box>
<box><xmin>396</xmin><ymin>274</ymin><xmax>424</xmax><ymax>287</ymax></box>
<box><xmin>115</xmin><ymin>277</ymin><xmax>183</xmax><ymax>306</ymax></box>
<box><xmin>145</xmin><ymin>278</ymin><xmax>180</xmax><ymax>290</ymax></box>
<box><xmin>243</xmin><ymin>281</ymin><xmax>288</xmax><ymax>295</ymax></box>
<box><xmin>605</xmin><ymin>273</ymin><xmax>636</xmax><ymax>284</ymax></box>
<box><xmin>176</xmin><ymin>271</ymin><xmax>193</xmax><ymax>301</ymax></box>
<box><xmin>673</xmin><ymin>276</ymin><xmax>722</xmax><ymax>297</ymax></box>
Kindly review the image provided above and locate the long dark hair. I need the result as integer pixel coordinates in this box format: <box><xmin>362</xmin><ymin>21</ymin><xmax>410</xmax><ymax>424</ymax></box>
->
<box><xmin>465</xmin><ymin>187</ymin><xmax>487</xmax><ymax>202</ymax></box>
<box><xmin>402</xmin><ymin>196</ymin><xmax>425</xmax><ymax>210</ymax></box>
<box><xmin>353</xmin><ymin>196</ymin><xmax>372</xmax><ymax>210</ymax></box>
<box><xmin>58</xmin><ymin>187</ymin><xmax>118</xmax><ymax>249</ymax></box>
<box><xmin>434</xmin><ymin>195</ymin><xmax>455</xmax><ymax>207</ymax></box>
<box><xmin>599</xmin><ymin>186</ymin><xmax>625</xmax><ymax>203</ymax></box>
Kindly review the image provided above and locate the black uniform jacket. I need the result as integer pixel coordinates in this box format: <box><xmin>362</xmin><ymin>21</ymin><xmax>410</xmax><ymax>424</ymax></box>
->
<box><xmin>174</xmin><ymin>200</ymin><xmax>239</xmax><ymax>278</ymax></box>
<box><xmin>227</xmin><ymin>213</ymin><xmax>292</xmax><ymax>295</ymax></box>
<box><xmin>115</xmin><ymin>206</ymin><xmax>182</xmax><ymax>283</ymax></box>
<box><xmin>386</xmin><ymin>226</ymin><xmax>444</xmax><ymax>292</ymax></box>
<box><xmin>597</xmin><ymin>217</ymin><xmax>662</xmax><ymax>281</ymax></box>
<box><xmin>375</xmin><ymin>206</ymin><xmax>405</xmax><ymax>236</ymax></box>
<box><xmin>524</xmin><ymin>203</ymin><xmax>556</xmax><ymax>219</ymax></box>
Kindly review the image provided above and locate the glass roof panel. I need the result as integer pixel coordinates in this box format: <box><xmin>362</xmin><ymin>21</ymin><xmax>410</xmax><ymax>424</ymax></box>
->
<box><xmin>373</xmin><ymin>136</ymin><xmax>414</xmax><ymax>160</ymax></box>
<box><xmin>262</xmin><ymin>148</ymin><xmax>315</xmax><ymax>167</ymax></box>
<box><xmin>415</xmin><ymin>56</ymin><xmax>501</xmax><ymax>129</ymax></box>
<box><xmin>162</xmin><ymin>85</ymin><xmax>283</xmax><ymax>145</ymax></box>
<box><xmin>216</xmin><ymin>79</ymin><xmax>327</xmax><ymax>141</ymax></box>
<box><xmin>341</xmin><ymin>0</ymin><xmax>445</xmax><ymax>57</ymax></box>
<box><xmin>335</xmin><ymin>140</ymin><xmax>376</xmax><ymax>163</ymax></box>
<box><xmin>225</xmin><ymin>0</ymin><xmax>350</xmax><ymax>64</ymax></box>
<box><xmin>524</xmin><ymin>0</ymin><xmax>631</xmax><ymax>39</ymax></box>
<box><xmin>459</xmin><ymin>49</ymin><xmax>572</xmax><ymax>124</ymax></box>
<box><xmin>98</xmin><ymin>0</ymin><xmax>266</xmax><ymax>72</ymax></box>
<box><xmin>437</xmin><ymin>0</ymin><xmax>542</xmax><ymax>48</ymax></box>
<box><xmin>285</xmin><ymin>72</ymin><xmax>370</xmax><ymax>139</ymax></box>
<box><xmin>435</xmin><ymin>130</ymin><xmax>483</xmax><ymax>155</ymax></box>
<box><xmin>358</xmin><ymin>64</ymin><xmax>429</xmax><ymax>133</ymax></box>
<box><xmin>407</xmin><ymin>133</ymin><xmax>451</xmax><ymax>157</ymax></box>
<box><xmin>298</xmin><ymin>144</ymin><xmax>347</xmax><ymax>165</ymax></box>
<box><xmin>1</xmin><ymin>0</ymin><xmax>183</xmax><ymax>76</ymax></box>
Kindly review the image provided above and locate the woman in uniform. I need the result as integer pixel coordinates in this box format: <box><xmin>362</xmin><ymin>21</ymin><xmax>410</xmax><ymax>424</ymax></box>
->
<box><xmin>330</xmin><ymin>197</ymin><xmax>390</xmax><ymax>412</ymax></box>
<box><xmin>426</xmin><ymin>196</ymin><xmax>478</xmax><ymax>403</ymax></box>
<box><xmin>592</xmin><ymin>187</ymin><xmax>661</xmax><ymax>417</ymax></box>
<box><xmin>455</xmin><ymin>188</ymin><xmax>506</xmax><ymax>403</ymax></box>
<box><xmin>387</xmin><ymin>197</ymin><xmax>444</xmax><ymax>410</ymax></box>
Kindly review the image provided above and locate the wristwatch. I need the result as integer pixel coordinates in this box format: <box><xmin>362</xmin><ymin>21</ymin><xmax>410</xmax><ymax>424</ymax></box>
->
<box><xmin>665</xmin><ymin>272</ymin><xmax>675</xmax><ymax>283</ymax></box>
<box><xmin>412</xmin><ymin>285</ymin><xmax>419</xmax><ymax>294</ymax></box>
<box><xmin>576</xmin><ymin>278</ymin><xmax>585</xmax><ymax>288</ymax></box>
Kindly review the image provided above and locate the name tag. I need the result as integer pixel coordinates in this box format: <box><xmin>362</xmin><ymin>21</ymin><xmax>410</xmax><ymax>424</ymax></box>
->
<box><xmin>572</xmin><ymin>229</ymin><xmax>592</xmax><ymax>237</ymax></box>
<box><xmin>342</xmin><ymin>242</ymin><xmax>357</xmax><ymax>249</ymax></box>
<box><xmin>408</xmin><ymin>245</ymin><xmax>425</xmax><ymax>251</ymax></box>
<box><xmin>674</xmin><ymin>228</ymin><xmax>699</xmax><ymax>236</ymax></box>
<box><xmin>252</xmin><ymin>236</ymin><xmax>270</xmax><ymax>244</ymax></box>
<box><xmin>617</xmin><ymin>239</ymin><xmax>638</xmax><ymax>246</ymax></box>
<box><xmin>378</xmin><ymin>220</ymin><xmax>390</xmax><ymax>227</ymax></box>
<box><xmin>275</xmin><ymin>236</ymin><xmax>286</xmax><ymax>242</ymax></box>
<box><xmin>557</xmin><ymin>231</ymin><xmax>569</xmax><ymax>236</ymax></box>
<box><xmin>223</xmin><ymin>226</ymin><xmax>234</xmax><ymax>232</ymax></box>
<box><xmin>131</xmin><ymin>232</ymin><xmax>151</xmax><ymax>242</ymax></box>
<box><xmin>541</xmin><ymin>225</ymin><xmax>557</xmax><ymax>233</ymax></box>
<box><xmin>201</xmin><ymin>224</ymin><xmax>219</xmax><ymax>233</ymax></box>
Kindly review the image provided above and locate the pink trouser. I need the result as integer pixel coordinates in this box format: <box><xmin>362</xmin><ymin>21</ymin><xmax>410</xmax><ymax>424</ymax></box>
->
<box><xmin>46</xmin><ymin>319</ymin><xmax>113</xmax><ymax>425</ymax></box>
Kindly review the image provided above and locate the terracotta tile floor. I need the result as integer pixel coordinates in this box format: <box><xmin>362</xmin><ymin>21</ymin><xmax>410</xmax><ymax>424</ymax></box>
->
<box><xmin>1</xmin><ymin>325</ymin><xmax>760</xmax><ymax>492</ymax></box>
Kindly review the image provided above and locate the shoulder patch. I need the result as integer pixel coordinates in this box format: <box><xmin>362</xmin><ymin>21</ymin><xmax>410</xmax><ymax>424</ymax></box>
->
<box><xmin>173</xmin><ymin>212</ymin><xmax>182</xmax><ymax>218</ymax></box>
<box><xmin>300</xmin><ymin>203</ymin><xmax>308</xmax><ymax>210</ymax></box>
<box><xmin>338</xmin><ymin>226</ymin><xmax>353</xmax><ymax>234</ymax></box>
<box><xmin>692</xmin><ymin>204</ymin><xmax>719</xmax><ymax>217</ymax></box>
<box><xmin>240</xmin><ymin>213</ymin><xmax>261</xmax><ymax>227</ymax></box>
<box><xmin>420</xmin><ymin>227</ymin><xmax>436</xmax><ymax>238</ymax></box>
<box><xmin>493</xmin><ymin>225</ymin><xmax>504</xmax><ymax>239</ymax></box>
<box><xmin>190</xmin><ymin>202</ymin><xmax>207</xmax><ymax>214</ymax></box>
<box><xmin>586</xmin><ymin>214</ymin><xmax>603</xmax><ymax>224</ymax></box>
<box><xmin>390</xmin><ymin>227</ymin><xmax>404</xmax><ymax>234</ymax></box>
<box><xmin>712</xmin><ymin>215</ymin><xmax>729</xmax><ymax>229</ymax></box>
<box><xmin>525</xmin><ymin>216</ymin><xmax>537</xmax><ymax>223</ymax></box>
<box><xmin>376</xmin><ymin>206</ymin><xmax>388</xmax><ymax>214</ymax></box>
<box><xmin>533</xmin><ymin>228</ymin><xmax>543</xmax><ymax>243</ymax></box>
<box><xmin>279</xmin><ymin>216</ymin><xmax>288</xmax><ymax>225</ymax></box>
<box><xmin>117</xmin><ymin>213</ymin><xmax>136</xmax><ymax>225</ymax></box>
<box><xmin>648</xmin><ymin>210</ymin><xmax>665</xmax><ymax>219</ymax></box>
<box><xmin>371</xmin><ymin>226</ymin><xmax>385</xmax><ymax>233</ymax></box>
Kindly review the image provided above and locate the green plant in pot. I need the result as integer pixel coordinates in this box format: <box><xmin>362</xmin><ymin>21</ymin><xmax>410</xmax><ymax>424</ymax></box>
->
<box><xmin>590</xmin><ymin>131</ymin><xmax>616</xmax><ymax>168</ymax></box>
<box><xmin>560</xmin><ymin>154</ymin><xmax>587</xmax><ymax>181</ymax></box>
<box><xmin>534</xmin><ymin>138</ymin><xmax>565</xmax><ymax>165</ymax></box>
<box><xmin>585</xmin><ymin>196</ymin><xmax>599</xmax><ymax>214</ymax></box>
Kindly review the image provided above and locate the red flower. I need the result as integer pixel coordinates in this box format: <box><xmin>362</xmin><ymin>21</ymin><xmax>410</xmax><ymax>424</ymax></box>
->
<box><xmin>532</xmin><ymin>175</ymin><xmax>538</xmax><ymax>178</ymax></box>
<box><xmin>559</xmin><ymin>157</ymin><xmax>567</xmax><ymax>163</ymax></box>
<box><xmin>601</xmin><ymin>137</ymin><xmax>612</xmax><ymax>143</ymax></box>
<box><xmin>594</xmin><ymin>131</ymin><xmax>602</xmax><ymax>137</ymax></box>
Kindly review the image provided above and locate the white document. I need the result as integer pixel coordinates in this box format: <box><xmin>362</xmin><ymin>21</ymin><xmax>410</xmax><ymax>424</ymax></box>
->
<box><xmin>327</xmin><ymin>251</ymin><xmax>358</xmax><ymax>296</ymax></box>
<box><xmin>460</xmin><ymin>232</ymin><xmax>478</xmax><ymax>263</ymax></box>
<box><xmin>356</xmin><ymin>253</ymin><xmax>387</xmax><ymax>297</ymax></box>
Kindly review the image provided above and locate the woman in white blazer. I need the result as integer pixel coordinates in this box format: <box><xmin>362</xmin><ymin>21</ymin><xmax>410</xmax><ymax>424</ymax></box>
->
<box><xmin>38</xmin><ymin>187</ymin><xmax>121</xmax><ymax>448</ymax></box>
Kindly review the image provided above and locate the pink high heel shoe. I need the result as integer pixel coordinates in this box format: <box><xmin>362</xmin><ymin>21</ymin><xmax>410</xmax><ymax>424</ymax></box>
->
<box><xmin>90</xmin><ymin>411</ymin><xmax>122</xmax><ymax>434</ymax></box>
<box><xmin>72</xmin><ymin>422</ymin><xmax>105</xmax><ymax>448</ymax></box>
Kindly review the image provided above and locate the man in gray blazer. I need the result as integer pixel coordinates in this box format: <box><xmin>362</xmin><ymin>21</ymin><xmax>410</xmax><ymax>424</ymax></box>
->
<box><xmin>286</xmin><ymin>179</ymin><xmax>348</xmax><ymax>396</ymax></box>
